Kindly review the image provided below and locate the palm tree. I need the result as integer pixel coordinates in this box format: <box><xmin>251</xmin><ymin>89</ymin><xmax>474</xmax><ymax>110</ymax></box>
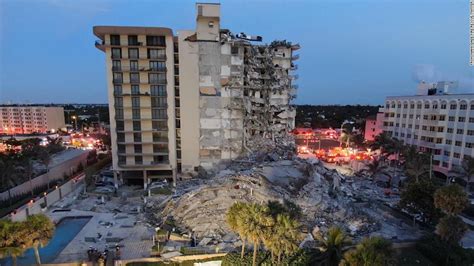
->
<box><xmin>24</xmin><ymin>214</ymin><xmax>55</xmax><ymax>265</ymax></box>
<box><xmin>245</xmin><ymin>203</ymin><xmax>273</xmax><ymax>266</ymax></box>
<box><xmin>404</xmin><ymin>151</ymin><xmax>430</xmax><ymax>182</ymax></box>
<box><xmin>0</xmin><ymin>220</ymin><xmax>26</xmax><ymax>266</ymax></box>
<box><xmin>0</xmin><ymin>158</ymin><xmax>15</xmax><ymax>206</ymax></box>
<box><xmin>340</xmin><ymin>236</ymin><xmax>393</xmax><ymax>266</ymax></box>
<box><xmin>450</xmin><ymin>156</ymin><xmax>474</xmax><ymax>191</ymax></box>
<box><xmin>263</xmin><ymin>213</ymin><xmax>300</xmax><ymax>264</ymax></box>
<box><xmin>315</xmin><ymin>226</ymin><xmax>351</xmax><ymax>266</ymax></box>
<box><xmin>226</xmin><ymin>202</ymin><xmax>249</xmax><ymax>259</ymax></box>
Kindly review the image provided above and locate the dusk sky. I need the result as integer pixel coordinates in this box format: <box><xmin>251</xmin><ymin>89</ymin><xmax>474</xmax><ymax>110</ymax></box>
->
<box><xmin>0</xmin><ymin>0</ymin><xmax>472</xmax><ymax>105</ymax></box>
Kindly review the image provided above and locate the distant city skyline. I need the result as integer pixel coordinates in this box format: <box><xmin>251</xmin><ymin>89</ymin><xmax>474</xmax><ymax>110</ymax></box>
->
<box><xmin>0</xmin><ymin>0</ymin><xmax>472</xmax><ymax>105</ymax></box>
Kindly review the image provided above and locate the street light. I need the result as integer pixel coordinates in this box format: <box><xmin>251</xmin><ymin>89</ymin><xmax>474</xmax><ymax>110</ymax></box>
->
<box><xmin>339</xmin><ymin>120</ymin><xmax>354</xmax><ymax>148</ymax></box>
<box><xmin>71</xmin><ymin>116</ymin><xmax>77</xmax><ymax>131</ymax></box>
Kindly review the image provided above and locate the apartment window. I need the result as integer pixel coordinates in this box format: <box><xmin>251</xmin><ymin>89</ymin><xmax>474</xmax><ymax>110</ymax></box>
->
<box><xmin>397</xmin><ymin>104</ymin><xmax>402</xmax><ymax>108</ymax></box>
<box><xmin>116</xmin><ymin>121</ymin><xmax>124</xmax><ymax>131</ymax></box>
<box><xmin>390</xmin><ymin>113</ymin><xmax>395</xmax><ymax>117</ymax></box>
<box><xmin>422</xmin><ymin>125</ymin><xmax>427</xmax><ymax>130</ymax></box>
<box><xmin>114</xmin><ymin>85</ymin><xmax>122</xmax><ymax>96</ymax></box>
<box><xmin>436</xmin><ymin>138</ymin><xmax>443</xmax><ymax>144</ymax></box>
<box><xmin>115</xmin><ymin>108</ymin><xmax>123</xmax><ymax>119</ymax></box>
<box><xmin>130</xmin><ymin>60</ymin><xmax>139</xmax><ymax>71</ymax></box>
<box><xmin>450</xmin><ymin>104</ymin><xmax>457</xmax><ymax>110</ymax></box>
<box><xmin>471</xmin><ymin>104</ymin><xmax>474</xmax><ymax>110</ymax></box>
<box><xmin>439</xmin><ymin>115</ymin><xmax>445</xmax><ymax>121</ymax></box>
<box><xmin>132</xmin><ymin>97</ymin><xmax>140</xmax><ymax>108</ymax></box>
<box><xmin>457</xmin><ymin>129</ymin><xmax>464</xmax><ymax>134</ymax></box>
<box><xmin>133</xmin><ymin>121</ymin><xmax>141</xmax><ymax>131</ymax></box>
<box><xmin>110</xmin><ymin>35</ymin><xmax>120</xmax><ymax>45</ymax></box>
<box><xmin>134</xmin><ymin>133</ymin><xmax>141</xmax><ymax>142</ymax></box>
<box><xmin>410</xmin><ymin>103</ymin><xmax>415</xmax><ymax>108</ymax></box>
<box><xmin>437</xmin><ymin>127</ymin><xmax>444</xmax><ymax>132</ymax></box>
<box><xmin>112</xmin><ymin>60</ymin><xmax>121</xmax><ymax>71</ymax></box>
<box><xmin>113</xmin><ymin>72</ymin><xmax>123</xmax><ymax>83</ymax></box>
<box><xmin>444</xmin><ymin>151</ymin><xmax>450</xmax><ymax>156</ymax></box>
<box><xmin>403</xmin><ymin>114</ymin><xmax>407</xmax><ymax>118</ymax></box>
<box><xmin>153</xmin><ymin>132</ymin><xmax>168</xmax><ymax>142</ymax></box>
<box><xmin>469</xmin><ymin>130</ymin><xmax>474</xmax><ymax>135</ymax></box>
<box><xmin>414</xmin><ymin>135</ymin><xmax>418</xmax><ymax>140</ymax></box>
<box><xmin>447</xmin><ymin>128</ymin><xmax>453</xmax><ymax>133</ymax></box>
<box><xmin>459</xmin><ymin>117</ymin><xmax>466</xmax><ymax>122</ymax></box>
<box><xmin>396</xmin><ymin>114</ymin><xmax>401</xmax><ymax>118</ymax></box>
<box><xmin>152</xmin><ymin>121</ymin><xmax>167</xmax><ymax>130</ymax></box>
<box><xmin>114</xmin><ymin>96</ymin><xmax>123</xmax><ymax>107</ymax></box>
<box><xmin>148</xmin><ymin>49</ymin><xmax>166</xmax><ymax>59</ymax></box>
<box><xmin>153</xmin><ymin>155</ymin><xmax>168</xmax><ymax>164</ymax></box>
<box><xmin>128</xmin><ymin>48</ymin><xmax>139</xmax><ymax>59</ymax></box>
<box><xmin>128</xmin><ymin>35</ymin><xmax>139</xmax><ymax>45</ymax></box>
<box><xmin>131</xmin><ymin>85</ymin><xmax>140</xmax><ymax>95</ymax></box>
<box><xmin>446</xmin><ymin>139</ymin><xmax>452</xmax><ymax>144</ymax></box>
<box><xmin>415</xmin><ymin>115</ymin><xmax>420</xmax><ymax>119</ymax></box>
<box><xmin>409</xmin><ymin>114</ymin><xmax>414</xmax><ymax>119</ymax></box>
<box><xmin>423</xmin><ymin>115</ymin><xmax>428</xmax><ymax>120</ymax></box>
<box><xmin>149</xmin><ymin>73</ymin><xmax>166</xmax><ymax>84</ymax></box>
<box><xmin>470</xmin><ymin>117</ymin><xmax>474</xmax><ymax>123</ymax></box>
<box><xmin>466</xmin><ymin>142</ymin><xmax>474</xmax><ymax>148</ymax></box>
<box><xmin>150</xmin><ymin>61</ymin><xmax>166</xmax><ymax>71</ymax></box>
<box><xmin>117</xmin><ymin>133</ymin><xmax>125</xmax><ymax>142</ymax></box>
<box><xmin>431</xmin><ymin>115</ymin><xmax>436</xmax><ymax>121</ymax></box>
<box><xmin>152</xmin><ymin>109</ymin><xmax>167</xmax><ymax>119</ymax></box>
<box><xmin>403</xmin><ymin>104</ymin><xmax>408</xmax><ymax>108</ymax></box>
<box><xmin>460</xmin><ymin>104</ymin><xmax>467</xmax><ymax>110</ymax></box>
<box><xmin>416</xmin><ymin>103</ymin><xmax>422</xmax><ymax>109</ymax></box>
<box><xmin>433</xmin><ymin>104</ymin><xmax>438</xmax><ymax>109</ymax></box>
<box><xmin>151</xmin><ymin>85</ymin><xmax>166</xmax><ymax>96</ymax></box>
<box><xmin>134</xmin><ymin>144</ymin><xmax>142</xmax><ymax>153</ymax></box>
<box><xmin>132</xmin><ymin>109</ymin><xmax>140</xmax><ymax>119</ymax></box>
<box><xmin>429</xmin><ymin>126</ymin><xmax>435</xmax><ymax>132</ymax></box>
<box><xmin>441</xmin><ymin>104</ymin><xmax>447</xmax><ymax>109</ymax></box>
<box><xmin>424</xmin><ymin>103</ymin><xmax>429</xmax><ymax>109</ymax></box>
<box><xmin>396</xmin><ymin>123</ymin><xmax>400</xmax><ymax>127</ymax></box>
<box><xmin>117</xmin><ymin>144</ymin><xmax>126</xmax><ymax>153</ymax></box>
<box><xmin>112</xmin><ymin>48</ymin><xmax>122</xmax><ymax>59</ymax></box>
<box><xmin>135</xmin><ymin>156</ymin><xmax>143</xmax><ymax>164</ymax></box>
<box><xmin>146</xmin><ymin>36</ymin><xmax>166</xmax><ymax>46</ymax></box>
<box><xmin>448</xmin><ymin>116</ymin><xmax>455</xmax><ymax>122</ymax></box>
<box><xmin>394</xmin><ymin>132</ymin><xmax>398</xmax><ymax>137</ymax></box>
<box><xmin>130</xmin><ymin>73</ymin><xmax>140</xmax><ymax>83</ymax></box>
<box><xmin>402</xmin><ymin>124</ymin><xmax>406</xmax><ymax>128</ymax></box>
<box><xmin>415</xmin><ymin>125</ymin><xmax>419</xmax><ymax>129</ymax></box>
<box><xmin>442</xmin><ymin>161</ymin><xmax>449</xmax><ymax>168</ymax></box>
<box><xmin>151</xmin><ymin>97</ymin><xmax>167</xmax><ymax>107</ymax></box>
<box><xmin>408</xmin><ymin>124</ymin><xmax>413</xmax><ymax>129</ymax></box>
<box><xmin>454</xmin><ymin>152</ymin><xmax>461</xmax><ymax>158</ymax></box>
<box><xmin>153</xmin><ymin>144</ymin><xmax>168</xmax><ymax>153</ymax></box>
<box><xmin>407</xmin><ymin>134</ymin><xmax>412</xmax><ymax>138</ymax></box>
<box><xmin>455</xmin><ymin>141</ymin><xmax>462</xmax><ymax>147</ymax></box>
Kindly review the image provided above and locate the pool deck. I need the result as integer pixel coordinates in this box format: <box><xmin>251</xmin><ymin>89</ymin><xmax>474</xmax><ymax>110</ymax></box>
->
<box><xmin>46</xmin><ymin>185</ymin><xmax>154</xmax><ymax>263</ymax></box>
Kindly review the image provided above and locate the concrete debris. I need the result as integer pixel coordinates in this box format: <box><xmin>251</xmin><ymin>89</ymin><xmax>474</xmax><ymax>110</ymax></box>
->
<box><xmin>146</xmin><ymin>137</ymin><xmax>422</xmax><ymax>248</ymax></box>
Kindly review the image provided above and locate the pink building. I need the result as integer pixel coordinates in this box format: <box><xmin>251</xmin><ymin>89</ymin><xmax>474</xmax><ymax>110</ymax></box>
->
<box><xmin>364</xmin><ymin>111</ymin><xmax>384</xmax><ymax>142</ymax></box>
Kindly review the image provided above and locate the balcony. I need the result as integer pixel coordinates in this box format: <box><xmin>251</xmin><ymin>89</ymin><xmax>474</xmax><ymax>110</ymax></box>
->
<box><xmin>148</xmin><ymin>55</ymin><xmax>167</xmax><ymax>60</ymax></box>
<box><xmin>113</xmin><ymin>79</ymin><xmax>123</xmax><ymax>84</ymax></box>
<box><xmin>95</xmin><ymin>40</ymin><xmax>105</xmax><ymax>51</ymax></box>
<box><xmin>112</xmin><ymin>66</ymin><xmax>167</xmax><ymax>72</ymax></box>
<box><xmin>149</xmin><ymin>79</ymin><xmax>168</xmax><ymax>85</ymax></box>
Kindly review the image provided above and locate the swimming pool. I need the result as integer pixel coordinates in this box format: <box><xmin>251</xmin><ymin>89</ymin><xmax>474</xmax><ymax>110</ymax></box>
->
<box><xmin>0</xmin><ymin>216</ymin><xmax>92</xmax><ymax>266</ymax></box>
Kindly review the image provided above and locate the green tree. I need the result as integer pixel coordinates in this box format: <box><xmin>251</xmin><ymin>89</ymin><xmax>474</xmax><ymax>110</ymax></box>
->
<box><xmin>226</xmin><ymin>202</ymin><xmax>250</xmax><ymax>259</ymax></box>
<box><xmin>434</xmin><ymin>184</ymin><xmax>469</xmax><ymax>215</ymax></box>
<box><xmin>0</xmin><ymin>220</ymin><xmax>27</xmax><ymax>266</ymax></box>
<box><xmin>450</xmin><ymin>156</ymin><xmax>474</xmax><ymax>191</ymax></box>
<box><xmin>315</xmin><ymin>226</ymin><xmax>351</xmax><ymax>266</ymax></box>
<box><xmin>404</xmin><ymin>151</ymin><xmax>431</xmax><ymax>182</ymax></box>
<box><xmin>263</xmin><ymin>213</ymin><xmax>300</xmax><ymax>264</ymax></box>
<box><xmin>340</xmin><ymin>236</ymin><xmax>393</xmax><ymax>266</ymax></box>
<box><xmin>245</xmin><ymin>203</ymin><xmax>273</xmax><ymax>266</ymax></box>
<box><xmin>399</xmin><ymin>179</ymin><xmax>439</xmax><ymax>223</ymax></box>
<box><xmin>23</xmin><ymin>214</ymin><xmax>55</xmax><ymax>265</ymax></box>
<box><xmin>435</xmin><ymin>215</ymin><xmax>468</xmax><ymax>245</ymax></box>
<box><xmin>0</xmin><ymin>158</ymin><xmax>16</xmax><ymax>205</ymax></box>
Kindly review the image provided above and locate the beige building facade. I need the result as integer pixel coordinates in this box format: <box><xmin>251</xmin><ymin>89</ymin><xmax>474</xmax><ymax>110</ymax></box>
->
<box><xmin>94</xmin><ymin>3</ymin><xmax>298</xmax><ymax>186</ymax></box>
<box><xmin>0</xmin><ymin>105</ymin><xmax>65</xmax><ymax>134</ymax></box>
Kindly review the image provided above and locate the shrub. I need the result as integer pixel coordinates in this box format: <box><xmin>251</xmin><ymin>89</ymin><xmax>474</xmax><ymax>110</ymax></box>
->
<box><xmin>415</xmin><ymin>235</ymin><xmax>474</xmax><ymax>266</ymax></box>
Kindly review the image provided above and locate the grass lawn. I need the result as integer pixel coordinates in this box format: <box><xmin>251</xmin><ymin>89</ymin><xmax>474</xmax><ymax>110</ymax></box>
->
<box><xmin>396</xmin><ymin>248</ymin><xmax>434</xmax><ymax>266</ymax></box>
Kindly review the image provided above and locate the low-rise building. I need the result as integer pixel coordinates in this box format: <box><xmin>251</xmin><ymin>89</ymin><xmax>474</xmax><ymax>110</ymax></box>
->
<box><xmin>0</xmin><ymin>105</ymin><xmax>65</xmax><ymax>134</ymax></box>
<box><xmin>364</xmin><ymin>110</ymin><xmax>384</xmax><ymax>142</ymax></box>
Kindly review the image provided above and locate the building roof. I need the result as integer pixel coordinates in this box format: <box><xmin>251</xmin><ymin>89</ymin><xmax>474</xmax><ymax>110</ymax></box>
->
<box><xmin>386</xmin><ymin>93</ymin><xmax>474</xmax><ymax>100</ymax></box>
<box><xmin>93</xmin><ymin>26</ymin><xmax>173</xmax><ymax>40</ymax></box>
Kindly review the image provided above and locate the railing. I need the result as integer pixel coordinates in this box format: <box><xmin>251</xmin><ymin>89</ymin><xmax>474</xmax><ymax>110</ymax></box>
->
<box><xmin>148</xmin><ymin>55</ymin><xmax>167</xmax><ymax>60</ymax></box>
<box><xmin>112</xmin><ymin>66</ymin><xmax>167</xmax><ymax>72</ymax></box>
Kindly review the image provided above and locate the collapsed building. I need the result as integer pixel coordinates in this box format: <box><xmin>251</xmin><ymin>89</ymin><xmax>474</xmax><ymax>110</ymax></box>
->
<box><xmin>94</xmin><ymin>3</ymin><xmax>298</xmax><ymax>186</ymax></box>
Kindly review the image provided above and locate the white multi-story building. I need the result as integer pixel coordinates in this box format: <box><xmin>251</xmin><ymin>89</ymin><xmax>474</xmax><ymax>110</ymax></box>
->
<box><xmin>0</xmin><ymin>105</ymin><xmax>65</xmax><ymax>135</ymax></box>
<box><xmin>471</xmin><ymin>0</ymin><xmax>474</xmax><ymax>65</ymax></box>
<box><xmin>383</xmin><ymin>88</ymin><xmax>474</xmax><ymax>173</ymax></box>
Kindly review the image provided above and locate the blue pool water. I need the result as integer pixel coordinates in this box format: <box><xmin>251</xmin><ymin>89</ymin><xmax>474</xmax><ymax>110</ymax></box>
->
<box><xmin>0</xmin><ymin>216</ymin><xmax>91</xmax><ymax>266</ymax></box>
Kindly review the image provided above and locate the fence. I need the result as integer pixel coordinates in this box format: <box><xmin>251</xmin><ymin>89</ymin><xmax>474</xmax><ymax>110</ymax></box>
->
<box><xmin>0</xmin><ymin>150</ymin><xmax>88</xmax><ymax>201</ymax></box>
<box><xmin>9</xmin><ymin>173</ymin><xmax>85</xmax><ymax>222</ymax></box>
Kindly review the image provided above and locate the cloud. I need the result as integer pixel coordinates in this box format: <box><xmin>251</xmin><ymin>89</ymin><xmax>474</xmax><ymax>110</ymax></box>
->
<box><xmin>412</xmin><ymin>64</ymin><xmax>474</xmax><ymax>92</ymax></box>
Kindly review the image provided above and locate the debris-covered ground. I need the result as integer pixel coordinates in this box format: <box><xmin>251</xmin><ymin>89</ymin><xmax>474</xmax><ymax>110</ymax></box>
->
<box><xmin>147</xmin><ymin>136</ymin><xmax>423</xmax><ymax>252</ymax></box>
